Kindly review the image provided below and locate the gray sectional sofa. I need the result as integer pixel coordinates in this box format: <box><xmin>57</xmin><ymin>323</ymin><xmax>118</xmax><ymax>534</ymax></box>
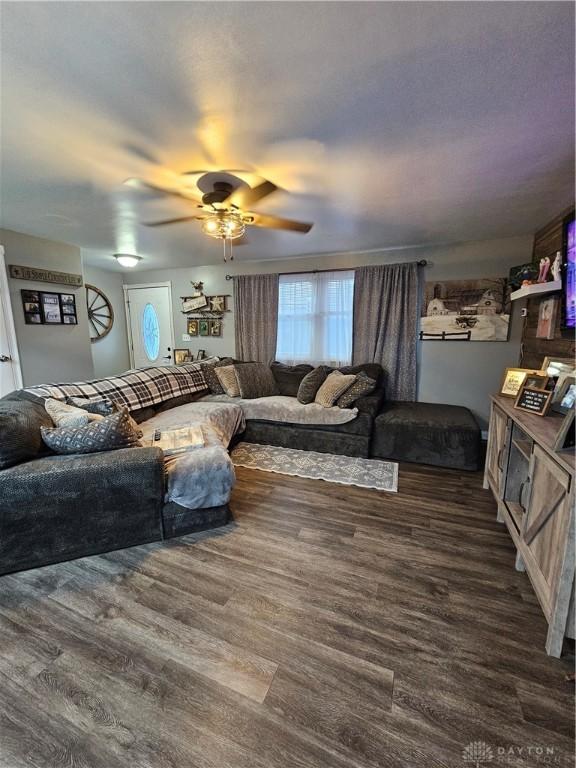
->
<box><xmin>0</xmin><ymin>359</ymin><xmax>482</xmax><ymax>576</ymax></box>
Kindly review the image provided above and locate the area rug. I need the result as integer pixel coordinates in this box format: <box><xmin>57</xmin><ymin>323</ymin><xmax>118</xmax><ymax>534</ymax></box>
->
<box><xmin>231</xmin><ymin>442</ymin><xmax>398</xmax><ymax>492</ymax></box>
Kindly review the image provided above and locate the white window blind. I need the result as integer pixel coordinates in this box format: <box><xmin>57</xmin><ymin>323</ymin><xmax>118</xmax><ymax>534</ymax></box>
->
<box><xmin>276</xmin><ymin>270</ymin><xmax>355</xmax><ymax>367</ymax></box>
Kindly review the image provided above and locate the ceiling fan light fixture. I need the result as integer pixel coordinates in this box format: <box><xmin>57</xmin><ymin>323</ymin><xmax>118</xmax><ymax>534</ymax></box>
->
<box><xmin>202</xmin><ymin>211</ymin><xmax>245</xmax><ymax>240</ymax></box>
<box><xmin>114</xmin><ymin>253</ymin><xmax>142</xmax><ymax>268</ymax></box>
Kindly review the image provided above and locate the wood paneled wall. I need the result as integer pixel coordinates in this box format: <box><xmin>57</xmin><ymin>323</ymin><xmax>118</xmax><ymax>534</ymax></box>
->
<box><xmin>520</xmin><ymin>205</ymin><xmax>575</xmax><ymax>369</ymax></box>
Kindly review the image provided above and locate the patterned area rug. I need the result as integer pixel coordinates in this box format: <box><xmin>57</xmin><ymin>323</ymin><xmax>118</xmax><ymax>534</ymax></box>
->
<box><xmin>231</xmin><ymin>442</ymin><xmax>398</xmax><ymax>492</ymax></box>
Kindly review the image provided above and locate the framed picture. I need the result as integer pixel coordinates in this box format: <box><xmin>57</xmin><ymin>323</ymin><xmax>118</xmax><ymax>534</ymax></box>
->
<box><xmin>62</xmin><ymin>314</ymin><xmax>77</xmax><ymax>325</ymax></box>
<box><xmin>40</xmin><ymin>292</ymin><xmax>62</xmax><ymax>324</ymax></box>
<box><xmin>541</xmin><ymin>357</ymin><xmax>574</xmax><ymax>379</ymax></box>
<box><xmin>500</xmin><ymin>368</ymin><xmax>546</xmax><ymax>398</ymax></box>
<box><xmin>522</xmin><ymin>373</ymin><xmax>549</xmax><ymax>391</ymax></box>
<box><xmin>536</xmin><ymin>297</ymin><xmax>559</xmax><ymax>339</ymax></box>
<box><xmin>421</xmin><ymin>278</ymin><xmax>511</xmax><ymax>342</ymax></box>
<box><xmin>551</xmin><ymin>376</ymin><xmax>576</xmax><ymax>415</ymax></box>
<box><xmin>21</xmin><ymin>289</ymin><xmax>40</xmax><ymax>316</ymax></box>
<box><xmin>199</xmin><ymin>319</ymin><xmax>209</xmax><ymax>337</ymax></box>
<box><xmin>197</xmin><ymin>349</ymin><xmax>206</xmax><ymax>360</ymax></box>
<box><xmin>514</xmin><ymin>386</ymin><xmax>553</xmax><ymax>416</ymax></box>
<box><xmin>210</xmin><ymin>319</ymin><xmax>222</xmax><ymax>337</ymax></box>
<box><xmin>552</xmin><ymin>367</ymin><xmax>576</xmax><ymax>404</ymax></box>
<box><xmin>173</xmin><ymin>348</ymin><xmax>191</xmax><ymax>365</ymax></box>
<box><xmin>24</xmin><ymin>313</ymin><xmax>42</xmax><ymax>324</ymax></box>
<box><xmin>187</xmin><ymin>318</ymin><xmax>199</xmax><ymax>337</ymax></box>
<box><xmin>553</xmin><ymin>409</ymin><xmax>576</xmax><ymax>453</ymax></box>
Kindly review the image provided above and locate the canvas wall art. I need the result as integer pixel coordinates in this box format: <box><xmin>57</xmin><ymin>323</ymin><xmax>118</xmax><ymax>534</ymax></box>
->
<box><xmin>420</xmin><ymin>278</ymin><xmax>511</xmax><ymax>342</ymax></box>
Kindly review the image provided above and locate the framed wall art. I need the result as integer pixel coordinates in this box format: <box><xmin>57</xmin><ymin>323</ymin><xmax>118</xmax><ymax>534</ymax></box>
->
<box><xmin>421</xmin><ymin>278</ymin><xmax>511</xmax><ymax>341</ymax></box>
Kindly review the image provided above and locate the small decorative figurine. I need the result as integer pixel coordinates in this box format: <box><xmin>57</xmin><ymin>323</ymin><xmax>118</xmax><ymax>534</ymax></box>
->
<box><xmin>537</xmin><ymin>256</ymin><xmax>551</xmax><ymax>283</ymax></box>
<box><xmin>551</xmin><ymin>251</ymin><xmax>562</xmax><ymax>283</ymax></box>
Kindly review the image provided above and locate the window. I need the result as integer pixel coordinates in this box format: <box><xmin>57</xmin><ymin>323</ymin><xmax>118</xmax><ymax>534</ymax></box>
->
<box><xmin>276</xmin><ymin>271</ymin><xmax>354</xmax><ymax>366</ymax></box>
<box><xmin>142</xmin><ymin>303</ymin><xmax>160</xmax><ymax>361</ymax></box>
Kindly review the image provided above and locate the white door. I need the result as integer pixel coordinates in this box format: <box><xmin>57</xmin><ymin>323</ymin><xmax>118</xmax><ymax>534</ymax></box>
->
<box><xmin>0</xmin><ymin>246</ymin><xmax>23</xmax><ymax>396</ymax></box>
<box><xmin>125</xmin><ymin>284</ymin><xmax>175</xmax><ymax>369</ymax></box>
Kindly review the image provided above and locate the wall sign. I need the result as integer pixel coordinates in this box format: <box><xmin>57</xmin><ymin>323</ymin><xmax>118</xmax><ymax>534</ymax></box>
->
<box><xmin>9</xmin><ymin>264</ymin><xmax>83</xmax><ymax>287</ymax></box>
<box><xmin>514</xmin><ymin>386</ymin><xmax>553</xmax><ymax>416</ymax></box>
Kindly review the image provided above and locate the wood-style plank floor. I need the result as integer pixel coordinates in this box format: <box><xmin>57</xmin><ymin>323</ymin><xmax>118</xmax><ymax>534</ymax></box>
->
<box><xmin>0</xmin><ymin>463</ymin><xmax>574</xmax><ymax>768</ymax></box>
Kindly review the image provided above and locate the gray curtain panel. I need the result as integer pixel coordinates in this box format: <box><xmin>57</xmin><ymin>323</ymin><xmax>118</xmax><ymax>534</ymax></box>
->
<box><xmin>234</xmin><ymin>273</ymin><xmax>279</xmax><ymax>363</ymax></box>
<box><xmin>352</xmin><ymin>262</ymin><xmax>420</xmax><ymax>401</ymax></box>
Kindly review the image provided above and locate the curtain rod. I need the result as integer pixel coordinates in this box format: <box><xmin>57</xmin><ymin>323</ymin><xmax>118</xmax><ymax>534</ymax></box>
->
<box><xmin>225</xmin><ymin>259</ymin><xmax>427</xmax><ymax>280</ymax></box>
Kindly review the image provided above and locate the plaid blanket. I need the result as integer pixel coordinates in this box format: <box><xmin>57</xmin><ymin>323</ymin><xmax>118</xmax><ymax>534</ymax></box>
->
<box><xmin>24</xmin><ymin>363</ymin><xmax>209</xmax><ymax>412</ymax></box>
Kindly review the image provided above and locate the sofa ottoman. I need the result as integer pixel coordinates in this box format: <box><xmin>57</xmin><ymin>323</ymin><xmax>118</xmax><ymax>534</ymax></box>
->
<box><xmin>372</xmin><ymin>401</ymin><xmax>482</xmax><ymax>471</ymax></box>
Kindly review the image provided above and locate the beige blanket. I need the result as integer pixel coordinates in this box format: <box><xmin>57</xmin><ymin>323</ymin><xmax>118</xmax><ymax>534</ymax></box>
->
<box><xmin>199</xmin><ymin>394</ymin><xmax>358</xmax><ymax>425</ymax></box>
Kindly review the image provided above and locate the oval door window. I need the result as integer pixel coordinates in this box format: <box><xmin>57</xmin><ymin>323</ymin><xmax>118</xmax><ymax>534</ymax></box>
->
<box><xmin>142</xmin><ymin>303</ymin><xmax>160</xmax><ymax>361</ymax></box>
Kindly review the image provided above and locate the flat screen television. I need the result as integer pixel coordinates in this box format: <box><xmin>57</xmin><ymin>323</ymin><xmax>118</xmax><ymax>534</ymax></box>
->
<box><xmin>563</xmin><ymin>214</ymin><xmax>576</xmax><ymax>330</ymax></box>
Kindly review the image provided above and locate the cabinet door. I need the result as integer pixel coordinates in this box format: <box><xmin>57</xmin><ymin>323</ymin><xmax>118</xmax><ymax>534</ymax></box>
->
<box><xmin>484</xmin><ymin>404</ymin><xmax>510</xmax><ymax>497</ymax></box>
<box><xmin>521</xmin><ymin>445</ymin><xmax>574</xmax><ymax>656</ymax></box>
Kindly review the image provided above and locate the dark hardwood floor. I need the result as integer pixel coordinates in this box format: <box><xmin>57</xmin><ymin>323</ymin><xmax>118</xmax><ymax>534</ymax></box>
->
<box><xmin>1</xmin><ymin>463</ymin><xmax>574</xmax><ymax>768</ymax></box>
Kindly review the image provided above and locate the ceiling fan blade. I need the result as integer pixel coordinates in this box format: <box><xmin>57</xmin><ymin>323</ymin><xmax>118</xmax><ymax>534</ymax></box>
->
<box><xmin>225</xmin><ymin>180</ymin><xmax>278</xmax><ymax>210</ymax></box>
<box><xmin>124</xmin><ymin>178</ymin><xmax>200</xmax><ymax>203</ymax></box>
<box><xmin>249</xmin><ymin>212</ymin><xmax>313</xmax><ymax>233</ymax></box>
<box><xmin>142</xmin><ymin>215</ymin><xmax>206</xmax><ymax>227</ymax></box>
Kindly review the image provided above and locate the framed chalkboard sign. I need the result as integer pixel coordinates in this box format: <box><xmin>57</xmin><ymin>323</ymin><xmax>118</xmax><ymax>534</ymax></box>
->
<box><xmin>514</xmin><ymin>386</ymin><xmax>553</xmax><ymax>416</ymax></box>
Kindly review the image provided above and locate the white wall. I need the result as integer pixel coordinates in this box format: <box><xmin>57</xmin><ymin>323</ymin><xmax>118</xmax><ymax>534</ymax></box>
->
<box><xmin>1</xmin><ymin>228</ymin><xmax>94</xmax><ymax>386</ymax></box>
<box><xmin>82</xmin><ymin>264</ymin><xmax>131</xmax><ymax>377</ymax></box>
<box><xmin>124</xmin><ymin>234</ymin><xmax>532</xmax><ymax>427</ymax></box>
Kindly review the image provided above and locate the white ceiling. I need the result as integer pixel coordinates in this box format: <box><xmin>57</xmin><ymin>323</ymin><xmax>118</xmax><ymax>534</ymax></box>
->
<box><xmin>1</xmin><ymin>2</ymin><xmax>574</xmax><ymax>272</ymax></box>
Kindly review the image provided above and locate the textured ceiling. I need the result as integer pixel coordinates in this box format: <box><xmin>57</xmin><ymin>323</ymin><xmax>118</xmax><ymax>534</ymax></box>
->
<box><xmin>1</xmin><ymin>1</ymin><xmax>574</xmax><ymax>271</ymax></box>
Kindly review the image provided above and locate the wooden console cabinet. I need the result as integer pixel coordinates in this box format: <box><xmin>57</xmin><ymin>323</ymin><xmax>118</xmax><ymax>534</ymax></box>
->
<box><xmin>484</xmin><ymin>395</ymin><xmax>575</xmax><ymax>657</ymax></box>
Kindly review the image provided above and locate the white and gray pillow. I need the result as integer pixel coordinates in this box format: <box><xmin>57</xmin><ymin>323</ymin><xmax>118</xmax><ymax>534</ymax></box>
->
<box><xmin>66</xmin><ymin>396</ymin><xmax>115</xmax><ymax>416</ymax></box>
<box><xmin>315</xmin><ymin>371</ymin><xmax>356</xmax><ymax>407</ymax></box>
<box><xmin>45</xmin><ymin>398</ymin><xmax>96</xmax><ymax>428</ymax></box>
<box><xmin>41</xmin><ymin>407</ymin><xmax>142</xmax><ymax>455</ymax></box>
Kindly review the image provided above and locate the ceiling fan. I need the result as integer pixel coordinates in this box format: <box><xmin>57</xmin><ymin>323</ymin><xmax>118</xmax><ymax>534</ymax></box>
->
<box><xmin>124</xmin><ymin>171</ymin><xmax>313</xmax><ymax>261</ymax></box>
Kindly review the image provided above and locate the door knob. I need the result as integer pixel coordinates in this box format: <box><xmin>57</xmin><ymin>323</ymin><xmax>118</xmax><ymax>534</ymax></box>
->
<box><xmin>0</xmin><ymin>354</ymin><xmax>11</xmax><ymax>362</ymax></box>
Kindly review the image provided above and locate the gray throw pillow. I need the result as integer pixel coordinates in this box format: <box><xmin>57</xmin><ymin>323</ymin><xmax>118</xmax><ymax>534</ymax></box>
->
<box><xmin>41</xmin><ymin>407</ymin><xmax>142</xmax><ymax>455</ymax></box>
<box><xmin>0</xmin><ymin>401</ymin><xmax>53</xmax><ymax>468</ymax></box>
<box><xmin>200</xmin><ymin>358</ymin><xmax>234</xmax><ymax>394</ymax></box>
<box><xmin>297</xmin><ymin>366</ymin><xmax>329</xmax><ymax>404</ymax></box>
<box><xmin>235</xmin><ymin>362</ymin><xmax>279</xmax><ymax>399</ymax></box>
<box><xmin>336</xmin><ymin>372</ymin><xmax>377</xmax><ymax>408</ymax></box>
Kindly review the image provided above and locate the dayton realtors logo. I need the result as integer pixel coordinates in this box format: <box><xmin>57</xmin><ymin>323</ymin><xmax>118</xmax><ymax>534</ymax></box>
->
<box><xmin>463</xmin><ymin>742</ymin><xmax>494</xmax><ymax>767</ymax></box>
<box><xmin>462</xmin><ymin>741</ymin><xmax>564</xmax><ymax>766</ymax></box>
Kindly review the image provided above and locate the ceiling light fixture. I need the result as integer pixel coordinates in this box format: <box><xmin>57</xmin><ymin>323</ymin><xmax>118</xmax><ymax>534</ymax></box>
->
<box><xmin>201</xmin><ymin>210</ymin><xmax>246</xmax><ymax>241</ymax></box>
<box><xmin>114</xmin><ymin>253</ymin><xmax>142</xmax><ymax>268</ymax></box>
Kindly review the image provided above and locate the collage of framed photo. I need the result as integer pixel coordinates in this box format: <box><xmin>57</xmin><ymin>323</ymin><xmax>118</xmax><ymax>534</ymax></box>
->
<box><xmin>187</xmin><ymin>318</ymin><xmax>222</xmax><ymax>337</ymax></box>
<box><xmin>21</xmin><ymin>290</ymin><xmax>78</xmax><ymax>326</ymax></box>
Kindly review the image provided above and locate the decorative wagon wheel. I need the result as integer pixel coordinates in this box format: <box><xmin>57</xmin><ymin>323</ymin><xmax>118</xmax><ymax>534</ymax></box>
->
<box><xmin>85</xmin><ymin>284</ymin><xmax>114</xmax><ymax>343</ymax></box>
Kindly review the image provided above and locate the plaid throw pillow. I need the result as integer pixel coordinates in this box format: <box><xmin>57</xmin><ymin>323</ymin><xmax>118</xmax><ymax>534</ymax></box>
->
<box><xmin>336</xmin><ymin>372</ymin><xmax>377</xmax><ymax>408</ymax></box>
<box><xmin>41</xmin><ymin>407</ymin><xmax>142</xmax><ymax>455</ymax></box>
